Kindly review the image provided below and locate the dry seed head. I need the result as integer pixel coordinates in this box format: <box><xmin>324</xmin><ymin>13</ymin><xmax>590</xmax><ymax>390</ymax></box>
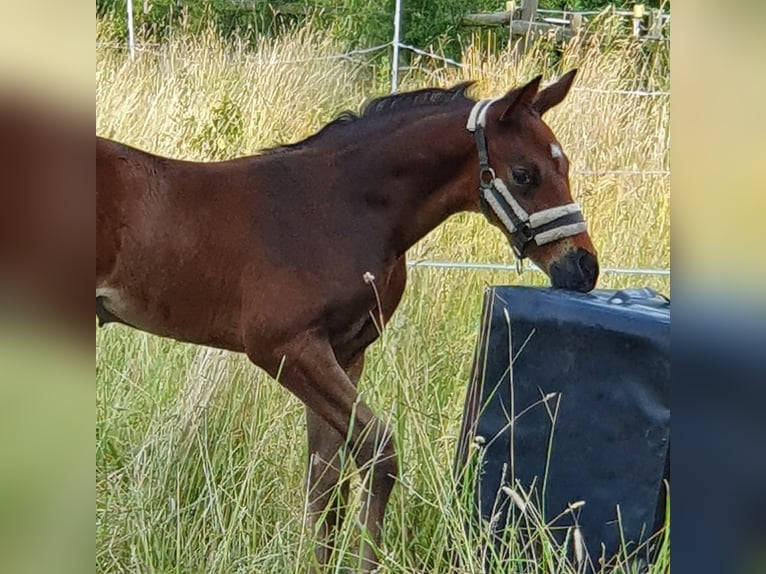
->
<box><xmin>501</xmin><ymin>486</ymin><xmax>527</xmax><ymax>514</ymax></box>
<box><xmin>573</xmin><ymin>526</ymin><xmax>585</xmax><ymax>565</ymax></box>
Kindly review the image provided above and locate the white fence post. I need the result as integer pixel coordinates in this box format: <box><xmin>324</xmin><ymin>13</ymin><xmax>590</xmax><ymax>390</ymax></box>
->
<box><xmin>127</xmin><ymin>0</ymin><xmax>136</xmax><ymax>60</ymax></box>
<box><xmin>391</xmin><ymin>0</ymin><xmax>402</xmax><ymax>93</ymax></box>
<box><xmin>632</xmin><ymin>3</ymin><xmax>645</xmax><ymax>37</ymax></box>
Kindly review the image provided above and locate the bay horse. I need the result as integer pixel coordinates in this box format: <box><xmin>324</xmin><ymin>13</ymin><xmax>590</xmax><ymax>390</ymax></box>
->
<box><xmin>96</xmin><ymin>71</ymin><xmax>599</xmax><ymax>571</ymax></box>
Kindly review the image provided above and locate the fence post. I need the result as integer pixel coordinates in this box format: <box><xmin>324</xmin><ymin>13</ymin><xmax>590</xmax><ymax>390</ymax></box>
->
<box><xmin>505</xmin><ymin>1</ymin><xmax>516</xmax><ymax>53</ymax></box>
<box><xmin>126</xmin><ymin>0</ymin><xmax>136</xmax><ymax>60</ymax></box>
<box><xmin>391</xmin><ymin>0</ymin><xmax>402</xmax><ymax>93</ymax></box>
<box><xmin>648</xmin><ymin>8</ymin><xmax>663</xmax><ymax>38</ymax></box>
<box><xmin>632</xmin><ymin>4</ymin><xmax>645</xmax><ymax>38</ymax></box>
<box><xmin>519</xmin><ymin>0</ymin><xmax>538</xmax><ymax>22</ymax></box>
<box><xmin>517</xmin><ymin>0</ymin><xmax>538</xmax><ymax>55</ymax></box>
<box><xmin>571</xmin><ymin>13</ymin><xmax>583</xmax><ymax>36</ymax></box>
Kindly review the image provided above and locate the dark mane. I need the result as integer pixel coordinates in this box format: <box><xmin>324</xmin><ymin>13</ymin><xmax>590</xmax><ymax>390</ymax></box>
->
<box><xmin>360</xmin><ymin>81</ymin><xmax>476</xmax><ymax>117</ymax></box>
<box><xmin>263</xmin><ymin>81</ymin><xmax>475</xmax><ymax>154</ymax></box>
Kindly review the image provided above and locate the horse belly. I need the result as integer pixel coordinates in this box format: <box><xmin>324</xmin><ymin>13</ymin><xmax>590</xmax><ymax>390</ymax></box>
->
<box><xmin>95</xmin><ymin>283</ymin><xmax>244</xmax><ymax>352</ymax></box>
<box><xmin>96</xmin><ymin>287</ymin><xmax>134</xmax><ymax>327</ymax></box>
<box><xmin>95</xmin><ymin>285</ymin><xmax>164</xmax><ymax>335</ymax></box>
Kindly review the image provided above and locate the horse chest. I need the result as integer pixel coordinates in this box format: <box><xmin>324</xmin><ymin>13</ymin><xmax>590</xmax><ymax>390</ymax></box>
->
<box><xmin>330</xmin><ymin>260</ymin><xmax>407</xmax><ymax>365</ymax></box>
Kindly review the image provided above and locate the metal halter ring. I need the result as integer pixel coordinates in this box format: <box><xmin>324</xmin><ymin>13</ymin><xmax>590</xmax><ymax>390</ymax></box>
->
<box><xmin>479</xmin><ymin>167</ymin><xmax>496</xmax><ymax>187</ymax></box>
<box><xmin>511</xmin><ymin>224</ymin><xmax>534</xmax><ymax>259</ymax></box>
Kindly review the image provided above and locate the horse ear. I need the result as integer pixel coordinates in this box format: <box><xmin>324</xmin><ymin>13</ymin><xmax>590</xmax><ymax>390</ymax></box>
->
<box><xmin>532</xmin><ymin>69</ymin><xmax>578</xmax><ymax>115</ymax></box>
<box><xmin>498</xmin><ymin>75</ymin><xmax>542</xmax><ymax>122</ymax></box>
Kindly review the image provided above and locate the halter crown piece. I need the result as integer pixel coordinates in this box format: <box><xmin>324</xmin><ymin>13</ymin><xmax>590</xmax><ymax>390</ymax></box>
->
<box><xmin>466</xmin><ymin>98</ymin><xmax>588</xmax><ymax>261</ymax></box>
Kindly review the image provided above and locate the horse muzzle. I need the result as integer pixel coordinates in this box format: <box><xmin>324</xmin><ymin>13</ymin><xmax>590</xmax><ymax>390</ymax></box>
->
<box><xmin>549</xmin><ymin>248</ymin><xmax>599</xmax><ymax>292</ymax></box>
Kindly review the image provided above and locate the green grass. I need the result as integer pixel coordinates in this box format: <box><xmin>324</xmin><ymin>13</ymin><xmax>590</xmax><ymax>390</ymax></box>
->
<box><xmin>97</xmin><ymin>20</ymin><xmax>669</xmax><ymax>574</ymax></box>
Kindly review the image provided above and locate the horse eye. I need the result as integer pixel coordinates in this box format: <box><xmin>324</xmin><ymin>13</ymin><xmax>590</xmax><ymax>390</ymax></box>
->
<box><xmin>511</xmin><ymin>168</ymin><xmax>532</xmax><ymax>186</ymax></box>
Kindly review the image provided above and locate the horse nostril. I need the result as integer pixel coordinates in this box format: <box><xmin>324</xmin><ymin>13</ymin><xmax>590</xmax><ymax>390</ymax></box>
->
<box><xmin>577</xmin><ymin>250</ymin><xmax>596</xmax><ymax>275</ymax></box>
<box><xmin>576</xmin><ymin>249</ymin><xmax>599</xmax><ymax>287</ymax></box>
<box><xmin>549</xmin><ymin>249</ymin><xmax>599</xmax><ymax>292</ymax></box>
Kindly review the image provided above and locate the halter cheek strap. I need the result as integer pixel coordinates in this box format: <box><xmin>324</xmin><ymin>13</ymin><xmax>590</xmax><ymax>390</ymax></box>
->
<box><xmin>466</xmin><ymin>98</ymin><xmax>588</xmax><ymax>259</ymax></box>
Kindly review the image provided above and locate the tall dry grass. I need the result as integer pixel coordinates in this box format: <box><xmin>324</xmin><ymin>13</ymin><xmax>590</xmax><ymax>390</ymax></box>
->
<box><xmin>97</xmin><ymin>19</ymin><xmax>669</xmax><ymax>574</ymax></box>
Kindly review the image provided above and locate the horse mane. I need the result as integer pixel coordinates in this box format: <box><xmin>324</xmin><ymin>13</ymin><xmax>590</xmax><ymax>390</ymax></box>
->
<box><xmin>263</xmin><ymin>81</ymin><xmax>476</xmax><ymax>154</ymax></box>
<box><xmin>360</xmin><ymin>81</ymin><xmax>476</xmax><ymax>117</ymax></box>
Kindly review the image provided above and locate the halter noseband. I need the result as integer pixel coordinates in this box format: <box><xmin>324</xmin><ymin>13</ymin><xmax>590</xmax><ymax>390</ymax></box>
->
<box><xmin>466</xmin><ymin>98</ymin><xmax>588</xmax><ymax>260</ymax></box>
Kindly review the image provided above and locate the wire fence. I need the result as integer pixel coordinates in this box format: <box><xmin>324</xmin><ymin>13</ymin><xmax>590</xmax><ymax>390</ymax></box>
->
<box><xmin>572</xmin><ymin>86</ymin><xmax>669</xmax><ymax>98</ymax></box>
<box><xmin>407</xmin><ymin>260</ymin><xmax>670</xmax><ymax>277</ymax></box>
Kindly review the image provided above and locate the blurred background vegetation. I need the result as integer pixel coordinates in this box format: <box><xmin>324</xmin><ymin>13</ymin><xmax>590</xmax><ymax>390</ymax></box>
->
<box><xmin>96</xmin><ymin>0</ymin><xmax>669</xmax><ymax>60</ymax></box>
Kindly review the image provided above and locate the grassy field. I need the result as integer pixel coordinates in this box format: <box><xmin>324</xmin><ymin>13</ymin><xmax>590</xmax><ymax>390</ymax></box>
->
<box><xmin>96</xmin><ymin>20</ymin><xmax>670</xmax><ymax>574</ymax></box>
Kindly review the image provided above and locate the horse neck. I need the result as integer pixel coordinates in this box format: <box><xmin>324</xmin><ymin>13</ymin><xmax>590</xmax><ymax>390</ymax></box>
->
<box><xmin>360</xmin><ymin>110</ymin><xmax>477</xmax><ymax>258</ymax></box>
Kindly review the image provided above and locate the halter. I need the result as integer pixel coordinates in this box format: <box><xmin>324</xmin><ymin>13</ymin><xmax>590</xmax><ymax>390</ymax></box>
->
<box><xmin>466</xmin><ymin>99</ymin><xmax>588</xmax><ymax>261</ymax></box>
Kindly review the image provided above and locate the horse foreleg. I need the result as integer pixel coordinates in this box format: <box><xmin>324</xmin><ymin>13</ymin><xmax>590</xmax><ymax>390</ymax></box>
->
<box><xmin>305</xmin><ymin>355</ymin><xmax>364</xmax><ymax>568</ymax></box>
<box><xmin>354</xmin><ymin>411</ymin><xmax>397</xmax><ymax>572</ymax></box>
<box><xmin>252</xmin><ymin>334</ymin><xmax>395</xmax><ymax>573</ymax></box>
